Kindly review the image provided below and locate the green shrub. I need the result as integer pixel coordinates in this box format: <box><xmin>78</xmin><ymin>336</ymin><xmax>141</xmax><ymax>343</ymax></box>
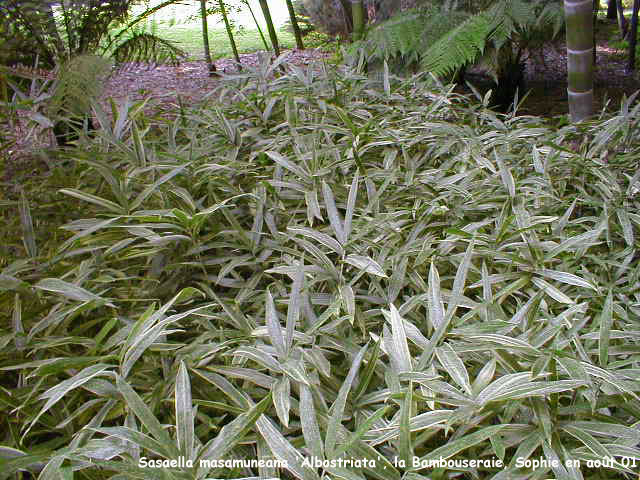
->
<box><xmin>1</xmin><ymin>58</ymin><xmax>640</xmax><ymax>480</ymax></box>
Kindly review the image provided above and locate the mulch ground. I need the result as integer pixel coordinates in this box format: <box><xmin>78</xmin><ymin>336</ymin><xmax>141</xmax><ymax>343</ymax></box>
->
<box><xmin>101</xmin><ymin>48</ymin><xmax>330</xmax><ymax>111</ymax></box>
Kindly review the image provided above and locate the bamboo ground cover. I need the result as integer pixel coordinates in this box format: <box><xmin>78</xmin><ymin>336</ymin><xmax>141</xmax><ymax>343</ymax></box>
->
<box><xmin>1</xmin><ymin>56</ymin><xmax>640</xmax><ymax>480</ymax></box>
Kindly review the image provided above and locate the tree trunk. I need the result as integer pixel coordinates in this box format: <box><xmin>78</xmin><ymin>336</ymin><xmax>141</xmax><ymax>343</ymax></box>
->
<box><xmin>352</xmin><ymin>0</ymin><xmax>365</xmax><ymax>41</ymax></box>
<box><xmin>41</xmin><ymin>1</ymin><xmax>66</xmax><ymax>58</ymax></box>
<box><xmin>258</xmin><ymin>0</ymin><xmax>280</xmax><ymax>56</ymax></box>
<box><xmin>60</xmin><ymin>1</ymin><xmax>77</xmax><ymax>55</ymax></box>
<box><xmin>607</xmin><ymin>0</ymin><xmax>617</xmax><ymax>18</ymax></box>
<box><xmin>285</xmin><ymin>0</ymin><xmax>304</xmax><ymax>49</ymax></box>
<box><xmin>338</xmin><ymin>0</ymin><xmax>353</xmax><ymax>34</ymax></box>
<box><xmin>218</xmin><ymin>0</ymin><xmax>241</xmax><ymax>66</ymax></box>
<box><xmin>200</xmin><ymin>0</ymin><xmax>217</xmax><ymax>76</ymax></box>
<box><xmin>627</xmin><ymin>0</ymin><xmax>640</xmax><ymax>72</ymax></box>
<box><xmin>564</xmin><ymin>0</ymin><xmax>594</xmax><ymax>122</ymax></box>
<box><xmin>593</xmin><ymin>0</ymin><xmax>598</xmax><ymax>63</ymax></box>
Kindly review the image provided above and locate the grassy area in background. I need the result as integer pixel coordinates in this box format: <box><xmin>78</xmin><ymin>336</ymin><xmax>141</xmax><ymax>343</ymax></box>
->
<box><xmin>144</xmin><ymin>21</ymin><xmax>329</xmax><ymax>60</ymax></box>
<box><xmin>146</xmin><ymin>22</ymin><xmax>286</xmax><ymax>59</ymax></box>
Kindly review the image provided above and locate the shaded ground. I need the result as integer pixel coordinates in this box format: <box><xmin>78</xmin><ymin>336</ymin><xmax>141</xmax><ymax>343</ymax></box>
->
<box><xmin>519</xmin><ymin>44</ymin><xmax>640</xmax><ymax>117</ymax></box>
<box><xmin>77</xmin><ymin>17</ymin><xmax>640</xmax><ymax>120</ymax></box>
<box><xmin>511</xmin><ymin>18</ymin><xmax>639</xmax><ymax>116</ymax></box>
<box><xmin>102</xmin><ymin>49</ymin><xmax>330</xmax><ymax>109</ymax></box>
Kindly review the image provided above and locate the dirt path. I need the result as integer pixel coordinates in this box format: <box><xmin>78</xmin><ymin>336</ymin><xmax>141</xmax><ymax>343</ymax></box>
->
<box><xmin>101</xmin><ymin>49</ymin><xmax>329</xmax><ymax>109</ymax></box>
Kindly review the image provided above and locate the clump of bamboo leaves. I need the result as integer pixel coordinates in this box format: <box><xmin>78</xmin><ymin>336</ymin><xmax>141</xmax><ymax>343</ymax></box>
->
<box><xmin>0</xmin><ymin>56</ymin><xmax>640</xmax><ymax>480</ymax></box>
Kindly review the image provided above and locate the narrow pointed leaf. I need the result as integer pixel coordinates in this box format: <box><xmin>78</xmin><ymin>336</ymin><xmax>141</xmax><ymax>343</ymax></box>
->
<box><xmin>175</xmin><ymin>361</ymin><xmax>194</xmax><ymax>459</ymax></box>
<box><xmin>344</xmin><ymin>254</ymin><xmax>387</xmax><ymax>277</ymax></box>
<box><xmin>436</xmin><ymin>343</ymin><xmax>472</xmax><ymax>395</ymax></box>
<box><xmin>389</xmin><ymin>304</ymin><xmax>412</xmax><ymax>373</ymax></box>
<box><xmin>599</xmin><ymin>290</ymin><xmax>613</xmax><ymax>368</ymax></box>
<box><xmin>299</xmin><ymin>384</ymin><xmax>324</xmax><ymax>460</ymax></box>
<box><xmin>325</xmin><ymin>343</ymin><xmax>368</xmax><ymax>457</ymax></box>
<box><xmin>266</xmin><ymin>290</ymin><xmax>286</xmax><ymax>358</ymax></box>
<box><xmin>322</xmin><ymin>180</ymin><xmax>345</xmax><ymax>244</ymax></box>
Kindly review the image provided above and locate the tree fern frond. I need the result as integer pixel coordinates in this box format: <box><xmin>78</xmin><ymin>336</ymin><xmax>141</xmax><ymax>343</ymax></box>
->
<box><xmin>104</xmin><ymin>0</ymin><xmax>184</xmax><ymax>54</ymax></box>
<box><xmin>420</xmin><ymin>13</ymin><xmax>492</xmax><ymax>77</ymax></box>
<box><xmin>535</xmin><ymin>3</ymin><xmax>565</xmax><ymax>39</ymax></box>
<box><xmin>48</xmin><ymin>54</ymin><xmax>113</xmax><ymax>117</ymax></box>
<box><xmin>110</xmin><ymin>32</ymin><xmax>187</xmax><ymax>67</ymax></box>
<box><xmin>484</xmin><ymin>0</ymin><xmax>532</xmax><ymax>50</ymax></box>
<box><xmin>362</xmin><ymin>6</ymin><xmax>468</xmax><ymax>65</ymax></box>
<box><xmin>362</xmin><ymin>9</ymin><xmax>428</xmax><ymax>61</ymax></box>
<box><xmin>362</xmin><ymin>0</ymin><xmax>564</xmax><ymax>80</ymax></box>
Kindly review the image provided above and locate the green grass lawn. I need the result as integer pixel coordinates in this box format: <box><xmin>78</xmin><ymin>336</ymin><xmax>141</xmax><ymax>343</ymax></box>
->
<box><xmin>141</xmin><ymin>19</ymin><xmax>331</xmax><ymax>60</ymax></box>
<box><xmin>132</xmin><ymin>0</ymin><xmax>322</xmax><ymax>60</ymax></box>
<box><xmin>147</xmin><ymin>21</ymin><xmax>299</xmax><ymax>60</ymax></box>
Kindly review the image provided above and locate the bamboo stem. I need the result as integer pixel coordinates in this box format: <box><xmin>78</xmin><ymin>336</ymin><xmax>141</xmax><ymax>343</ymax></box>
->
<box><xmin>352</xmin><ymin>0</ymin><xmax>365</xmax><ymax>41</ymax></box>
<box><xmin>200</xmin><ymin>0</ymin><xmax>217</xmax><ymax>76</ymax></box>
<box><xmin>627</xmin><ymin>0</ymin><xmax>640</xmax><ymax>72</ymax></box>
<box><xmin>218</xmin><ymin>0</ymin><xmax>242</xmax><ymax>67</ymax></box>
<box><xmin>285</xmin><ymin>0</ymin><xmax>304</xmax><ymax>49</ymax></box>
<box><xmin>564</xmin><ymin>0</ymin><xmax>594</xmax><ymax>121</ymax></box>
<box><xmin>258</xmin><ymin>0</ymin><xmax>281</xmax><ymax>56</ymax></box>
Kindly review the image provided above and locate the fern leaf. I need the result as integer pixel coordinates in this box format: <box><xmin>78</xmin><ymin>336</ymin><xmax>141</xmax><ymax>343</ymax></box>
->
<box><xmin>48</xmin><ymin>54</ymin><xmax>113</xmax><ymax>118</ymax></box>
<box><xmin>111</xmin><ymin>32</ymin><xmax>186</xmax><ymax>67</ymax></box>
<box><xmin>420</xmin><ymin>13</ymin><xmax>492</xmax><ymax>77</ymax></box>
<box><xmin>363</xmin><ymin>6</ymin><xmax>468</xmax><ymax>65</ymax></box>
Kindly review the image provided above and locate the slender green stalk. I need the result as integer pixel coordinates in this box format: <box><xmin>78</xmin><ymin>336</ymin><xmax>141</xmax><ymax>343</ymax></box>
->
<box><xmin>285</xmin><ymin>0</ymin><xmax>304</xmax><ymax>49</ymax></box>
<box><xmin>200</xmin><ymin>0</ymin><xmax>217</xmax><ymax>76</ymax></box>
<box><xmin>352</xmin><ymin>0</ymin><xmax>365</xmax><ymax>41</ymax></box>
<box><xmin>564</xmin><ymin>0</ymin><xmax>594</xmax><ymax>122</ymax></box>
<box><xmin>617</xmin><ymin>0</ymin><xmax>628</xmax><ymax>38</ymax></box>
<box><xmin>242</xmin><ymin>0</ymin><xmax>270</xmax><ymax>51</ymax></box>
<box><xmin>60</xmin><ymin>1</ymin><xmax>75</xmax><ymax>55</ymax></box>
<box><xmin>258</xmin><ymin>0</ymin><xmax>280</xmax><ymax>56</ymax></box>
<box><xmin>218</xmin><ymin>0</ymin><xmax>241</xmax><ymax>66</ymax></box>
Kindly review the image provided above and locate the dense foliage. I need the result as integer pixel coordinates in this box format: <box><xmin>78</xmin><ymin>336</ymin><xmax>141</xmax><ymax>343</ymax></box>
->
<box><xmin>359</xmin><ymin>0</ymin><xmax>564</xmax><ymax>110</ymax></box>
<box><xmin>1</xmin><ymin>56</ymin><xmax>640</xmax><ymax>480</ymax></box>
<box><xmin>0</xmin><ymin>0</ymin><xmax>185</xmax><ymax>69</ymax></box>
